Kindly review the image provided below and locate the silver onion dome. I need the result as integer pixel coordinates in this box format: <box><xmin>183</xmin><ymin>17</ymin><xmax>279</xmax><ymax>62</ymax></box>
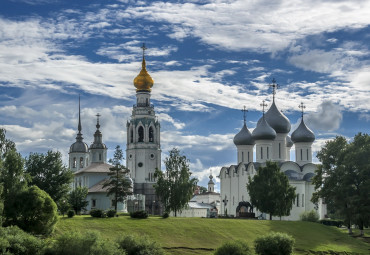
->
<box><xmin>70</xmin><ymin>140</ymin><xmax>89</xmax><ymax>153</ymax></box>
<box><xmin>291</xmin><ymin>119</ymin><xmax>315</xmax><ymax>143</ymax></box>
<box><xmin>286</xmin><ymin>135</ymin><xmax>293</xmax><ymax>147</ymax></box>
<box><xmin>252</xmin><ymin>116</ymin><xmax>276</xmax><ymax>140</ymax></box>
<box><xmin>233</xmin><ymin>124</ymin><xmax>255</xmax><ymax>145</ymax></box>
<box><xmin>264</xmin><ymin>101</ymin><xmax>291</xmax><ymax>134</ymax></box>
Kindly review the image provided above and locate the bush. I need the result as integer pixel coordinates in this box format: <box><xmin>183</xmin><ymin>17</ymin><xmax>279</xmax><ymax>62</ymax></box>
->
<box><xmin>0</xmin><ymin>226</ymin><xmax>45</xmax><ymax>255</ymax></box>
<box><xmin>107</xmin><ymin>209</ymin><xmax>116</xmax><ymax>218</ymax></box>
<box><xmin>10</xmin><ymin>186</ymin><xmax>58</xmax><ymax>235</ymax></box>
<box><xmin>214</xmin><ymin>240</ymin><xmax>252</xmax><ymax>255</ymax></box>
<box><xmin>162</xmin><ymin>212</ymin><xmax>169</xmax><ymax>219</ymax></box>
<box><xmin>130</xmin><ymin>210</ymin><xmax>148</xmax><ymax>219</ymax></box>
<box><xmin>44</xmin><ymin>231</ymin><xmax>124</xmax><ymax>255</ymax></box>
<box><xmin>90</xmin><ymin>209</ymin><xmax>106</xmax><ymax>218</ymax></box>
<box><xmin>117</xmin><ymin>235</ymin><xmax>164</xmax><ymax>255</ymax></box>
<box><xmin>319</xmin><ymin>219</ymin><xmax>343</xmax><ymax>227</ymax></box>
<box><xmin>67</xmin><ymin>210</ymin><xmax>75</xmax><ymax>218</ymax></box>
<box><xmin>300</xmin><ymin>210</ymin><xmax>319</xmax><ymax>222</ymax></box>
<box><xmin>254</xmin><ymin>232</ymin><xmax>295</xmax><ymax>255</ymax></box>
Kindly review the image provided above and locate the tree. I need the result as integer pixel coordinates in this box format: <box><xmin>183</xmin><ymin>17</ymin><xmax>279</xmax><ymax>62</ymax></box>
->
<box><xmin>102</xmin><ymin>145</ymin><xmax>132</xmax><ymax>212</ymax></box>
<box><xmin>0</xmin><ymin>128</ymin><xmax>15</xmax><ymax>160</ymax></box>
<box><xmin>312</xmin><ymin>134</ymin><xmax>370</xmax><ymax>235</ymax></box>
<box><xmin>9</xmin><ymin>186</ymin><xmax>58</xmax><ymax>235</ymax></box>
<box><xmin>68</xmin><ymin>186</ymin><xmax>89</xmax><ymax>214</ymax></box>
<box><xmin>25</xmin><ymin>150</ymin><xmax>73</xmax><ymax>206</ymax></box>
<box><xmin>154</xmin><ymin>148</ymin><xmax>198</xmax><ymax>216</ymax></box>
<box><xmin>247</xmin><ymin>161</ymin><xmax>296</xmax><ymax>220</ymax></box>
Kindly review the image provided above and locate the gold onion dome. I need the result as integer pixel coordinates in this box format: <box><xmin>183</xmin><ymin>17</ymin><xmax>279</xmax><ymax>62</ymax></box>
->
<box><xmin>133</xmin><ymin>56</ymin><xmax>154</xmax><ymax>92</ymax></box>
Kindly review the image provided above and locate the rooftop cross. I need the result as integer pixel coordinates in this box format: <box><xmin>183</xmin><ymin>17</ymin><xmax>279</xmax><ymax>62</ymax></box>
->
<box><xmin>299</xmin><ymin>102</ymin><xmax>306</xmax><ymax>118</ymax></box>
<box><xmin>241</xmin><ymin>105</ymin><xmax>248</xmax><ymax>125</ymax></box>
<box><xmin>260</xmin><ymin>100</ymin><xmax>268</xmax><ymax>115</ymax></box>
<box><xmin>96</xmin><ymin>113</ymin><xmax>101</xmax><ymax>129</ymax></box>
<box><xmin>268</xmin><ymin>78</ymin><xmax>280</xmax><ymax>102</ymax></box>
<box><xmin>78</xmin><ymin>94</ymin><xmax>82</xmax><ymax>133</ymax></box>
<box><xmin>141</xmin><ymin>43</ymin><xmax>147</xmax><ymax>58</ymax></box>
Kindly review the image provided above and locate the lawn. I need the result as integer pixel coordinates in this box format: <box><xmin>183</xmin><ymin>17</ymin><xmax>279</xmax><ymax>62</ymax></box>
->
<box><xmin>54</xmin><ymin>216</ymin><xmax>370</xmax><ymax>255</ymax></box>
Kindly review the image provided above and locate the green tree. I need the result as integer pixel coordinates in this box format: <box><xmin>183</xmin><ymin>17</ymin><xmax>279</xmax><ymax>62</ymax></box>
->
<box><xmin>25</xmin><ymin>150</ymin><xmax>73</xmax><ymax>206</ymax></box>
<box><xmin>10</xmin><ymin>186</ymin><xmax>58</xmax><ymax>235</ymax></box>
<box><xmin>154</xmin><ymin>148</ymin><xmax>197</xmax><ymax>216</ymax></box>
<box><xmin>312</xmin><ymin>134</ymin><xmax>370</xmax><ymax>235</ymax></box>
<box><xmin>247</xmin><ymin>161</ymin><xmax>296</xmax><ymax>220</ymax></box>
<box><xmin>57</xmin><ymin>196</ymin><xmax>71</xmax><ymax>217</ymax></box>
<box><xmin>0</xmin><ymin>128</ymin><xmax>15</xmax><ymax>160</ymax></box>
<box><xmin>102</xmin><ymin>145</ymin><xmax>132</xmax><ymax>212</ymax></box>
<box><xmin>68</xmin><ymin>186</ymin><xmax>89</xmax><ymax>214</ymax></box>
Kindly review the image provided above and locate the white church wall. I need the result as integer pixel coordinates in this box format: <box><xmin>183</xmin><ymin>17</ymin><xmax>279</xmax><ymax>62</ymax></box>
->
<box><xmin>86</xmin><ymin>193</ymin><xmax>125</xmax><ymax>213</ymax></box>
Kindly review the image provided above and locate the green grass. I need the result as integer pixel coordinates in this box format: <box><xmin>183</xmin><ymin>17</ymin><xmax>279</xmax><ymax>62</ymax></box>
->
<box><xmin>54</xmin><ymin>216</ymin><xmax>370</xmax><ymax>255</ymax></box>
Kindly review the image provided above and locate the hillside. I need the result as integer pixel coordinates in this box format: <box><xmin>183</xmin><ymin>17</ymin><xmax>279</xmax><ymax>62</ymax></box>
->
<box><xmin>54</xmin><ymin>216</ymin><xmax>370</xmax><ymax>255</ymax></box>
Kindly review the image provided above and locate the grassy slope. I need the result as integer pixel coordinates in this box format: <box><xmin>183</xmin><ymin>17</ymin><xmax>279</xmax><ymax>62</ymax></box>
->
<box><xmin>54</xmin><ymin>216</ymin><xmax>370</xmax><ymax>255</ymax></box>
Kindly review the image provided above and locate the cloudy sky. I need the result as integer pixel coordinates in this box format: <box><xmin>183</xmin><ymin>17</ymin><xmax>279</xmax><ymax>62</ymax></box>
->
<box><xmin>1</xmin><ymin>0</ymin><xmax>370</xmax><ymax>189</ymax></box>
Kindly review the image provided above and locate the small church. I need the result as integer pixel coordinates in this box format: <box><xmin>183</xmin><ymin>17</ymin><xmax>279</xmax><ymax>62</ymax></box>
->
<box><xmin>69</xmin><ymin>45</ymin><xmax>161</xmax><ymax>214</ymax></box>
<box><xmin>219</xmin><ymin>81</ymin><xmax>326</xmax><ymax>220</ymax></box>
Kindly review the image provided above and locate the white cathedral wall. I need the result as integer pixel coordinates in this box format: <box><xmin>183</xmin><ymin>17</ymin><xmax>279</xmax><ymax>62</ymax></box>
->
<box><xmin>272</xmin><ymin>133</ymin><xmax>288</xmax><ymax>162</ymax></box>
<box><xmin>86</xmin><ymin>193</ymin><xmax>126</xmax><ymax>212</ymax></box>
<box><xmin>294</xmin><ymin>142</ymin><xmax>313</xmax><ymax>166</ymax></box>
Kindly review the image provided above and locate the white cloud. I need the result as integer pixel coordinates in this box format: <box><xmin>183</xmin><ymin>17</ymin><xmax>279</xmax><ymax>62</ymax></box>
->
<box><xmin>305</xmin><ymin>101</ymin><xmax>343</xmax><ymax>131</ymax></box>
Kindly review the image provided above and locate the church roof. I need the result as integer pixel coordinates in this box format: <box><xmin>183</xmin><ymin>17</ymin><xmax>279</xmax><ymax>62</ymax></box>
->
<box><xmin>233</xmin><ymin>124</ymin><xmax>255</xmax><ymax>145</ymax></box>
<box><xmin>187</xmin><ymin>201</ymin><xmax>215</xmax><ymax>209</ymax></box>
<box><xmin>264</xmin><ymin>101</ymin><xmax>291</xmax><ymax>133</ymax></box>
<box><xmin>74</xmin><ymin>162</ymin><xmax>112</xmax><ymax>175</ymax></box>
<box><xmin>88</xmin><ymin>179</ymin><xmax>109</xmax><ymax>193</ymax></box>
<box><xmin>286</xmin><ymin>135</ymin><xmax>293</xmax><ymax>147</ymax></box>
<box><xmin>134</xmin><ymin>44</ymin><xmax>154</xmax><ymax>92</ymax></box>
<box><xmin>252</xmin><ymin>116</ymin><xmax>276</xmax><ymax>140</ymax></box>
<box><xmin>70</xmin><ymin>141</ymin><xmax>89</xmax><ymax>153</ymax></box>
<box><xmin>291</xmin><ymin>118</ymin><xmax>315</xmax><ymax>143</ymax></box>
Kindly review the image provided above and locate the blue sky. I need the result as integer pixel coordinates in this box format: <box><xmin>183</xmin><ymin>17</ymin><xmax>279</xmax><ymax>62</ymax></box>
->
<box><xmin>1</xmin><ymin>0</ymin><xmax>370</xmax><ymax>189</ymax></box>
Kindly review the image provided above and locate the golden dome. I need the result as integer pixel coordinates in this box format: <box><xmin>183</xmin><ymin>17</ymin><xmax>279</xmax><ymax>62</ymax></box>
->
<box><xmin>133</xmin><ymin>57</ymin><xmax>154</xmax><ymax>92</ymax></box>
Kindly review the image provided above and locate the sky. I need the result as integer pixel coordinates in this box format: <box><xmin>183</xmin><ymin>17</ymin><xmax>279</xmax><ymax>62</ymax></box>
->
<box><xmin>1</xmin><ymin>0</ymin><xmax>370</xmax><ymax>190</ymax></box>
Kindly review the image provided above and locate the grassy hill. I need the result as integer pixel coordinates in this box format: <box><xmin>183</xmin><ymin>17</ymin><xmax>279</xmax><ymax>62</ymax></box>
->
<box><xmin>54</xmin><ymin>215</ymin><xmax>370</xmax><ymax>255</ymax></box>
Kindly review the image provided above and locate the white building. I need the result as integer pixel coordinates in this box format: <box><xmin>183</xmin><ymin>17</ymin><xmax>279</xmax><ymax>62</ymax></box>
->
<box><xmin>219</xmin><ymin>83</ymin><xmax>326</xmax><ymax>220</ymax></box>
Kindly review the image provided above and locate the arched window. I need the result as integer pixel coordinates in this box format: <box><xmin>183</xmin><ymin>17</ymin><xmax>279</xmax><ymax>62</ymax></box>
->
<box><xmin>267</xmin><ymin>147</ymin><xmax>269</xmax><ymax>159</ymax></box>
<box><xmin>261</xmin><ymin>147</ymin><xmax>263</xmax><ymax>159</ymax></box>
<box><xmin>242</xmin><ymin>151</ymin><xmax>244</xmax><ymax>162</ymax></box>
<box><xmin>248</xmin><ymin>151</ymin><xmax>250</xmax><ymax>162</ymax></box>
<box><xmin>80</xmin><ymin>157</ymin><xmax>84</xmax><ymax>168</ymax></box>
<box><xmin>138</xmin><ymin>126</ymin><xmax>144</xmax><ymax>142</ymax></box>
<box><xmin>307</xmin><ymin>149</ymin><xmax>309</xmax><ymax>161</ymax></box>
<box><xmin>300</xmin><ymin>149</ymin><xmax>303</xmax><ymax>161</ymax></box>
<box><xmin>279</xmin><ymin>143</ymin><xmax>281</xmax><ymax>158</ymax></box>
<box><xmin>130</xmin><ymin>128</ymin><xmax>133</xmax><ymax>143</ymax></box>
<box><xmin>146</xmin><ymin>98</ymin><xmax>149</xmax><ymax>106</ymax></box>
<box><xmin>149</xmin><ymin>127</ymin><xmax>154</xmax><ymax>142</ymax></box>
<box><xmin>99</xmin><ymin>153</ymin><xmax>102</xmax><ymax>161</ymax></box>
<box><xmin>73</xmin><ymin>157</ymin><xmax>77</xmax><ymax>168</ymax></box>
<box><xmin>86</xmin><ymin>158</ymin><xmax>88</xmax><ymax>167</ymax></box>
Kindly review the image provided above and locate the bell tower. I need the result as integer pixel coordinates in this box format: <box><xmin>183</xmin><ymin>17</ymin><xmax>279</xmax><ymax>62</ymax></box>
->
<box><xmin>126</xmin><ymin>44</ymin><xmax>161</xmax><ymax>213</ymax></box>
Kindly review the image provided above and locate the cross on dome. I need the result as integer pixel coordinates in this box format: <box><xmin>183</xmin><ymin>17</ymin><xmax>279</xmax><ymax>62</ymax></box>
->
<box><xmin>260</xmin><ymin>100</ymin><xmax>268</xmax><ymax>115</ymax></box>
<box><xmin>96</xmin><ymin>113</ymin><xmax>101</xmax><ymax>129</ymax></box>
<box><xmin>299</xmin><ymin>102</ymin><xmax>306</xmax><ymax>118</ymax></box>
<box><xmin>268</xmin><ymin>78</ymin><xmax>280</xmax><ymax>102</ymax></box>
<box><xmin>141</xmin><ymin>43</ymin><xmax>147</xmax><ymax>57</ymax></box>
<box><xmin>241</xmin><ymin>105</ymin><xmax>248</xmax><ymax>125</ymax></box>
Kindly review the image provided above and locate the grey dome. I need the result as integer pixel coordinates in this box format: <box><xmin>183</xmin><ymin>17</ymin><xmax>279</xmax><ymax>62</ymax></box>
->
<box><xmin>265</xmin><ymin>101</ymin><xmax>291</xmax><ymax>133</ymax></box>
<box><xmin>286</xmin><ymin>135</ymin><xmax>293</xmax><ymax>147</ymax></box>
<box><xmin>303</xmin><ymin>172</ymin><xmax>315</xmax><ymax>182</ymax></box>
<box><xmin>284</xmin><ymin>170</ymin><xmax>303</xmax><ymax>180</ymax></box>
<box><xmin>252</xmin><ymin>116</ymin><xmax>276</xmax><ymax>140</ymax></box>
<box><xmin>291</xmin><ymin>119</ymin><xmax>315</xmax><ymax>143</ymax></box>
<box><xmin>90</xmin><ymin>142</ymin><xmax>107</xmax><ymax>149</ymax></box>
<box><xmin>233</xmin><ymin>124</ymin><xmax>255</xmax><ymax>145</ymax></box>
<box><xmin>70</xmin><ymin>141</ymin><xmax>89</xmax><ymax>153</ymax></box>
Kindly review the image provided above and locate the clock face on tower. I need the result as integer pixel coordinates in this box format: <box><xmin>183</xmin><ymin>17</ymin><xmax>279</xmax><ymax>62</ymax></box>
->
<box><xmin>138</xmin><ymin>162</ymin><xmax>143</xmax><ymax>167</ymax></box>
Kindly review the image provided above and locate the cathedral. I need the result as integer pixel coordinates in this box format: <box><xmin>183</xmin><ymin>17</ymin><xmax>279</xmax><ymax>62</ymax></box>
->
<box><xmin>219</xmin><ymin>81</ymin><xmax>326</xmax><ymax>220</ymax></box>
<box><xmin>69</xmin><ymin>46</ymin><xmax>160</xmax><ymax>214</ymax></box>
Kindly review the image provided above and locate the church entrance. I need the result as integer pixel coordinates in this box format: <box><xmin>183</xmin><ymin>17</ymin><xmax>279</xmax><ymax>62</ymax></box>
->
<box><xmin>236</xmin><ymin>201</ymin><xmax>256</xmax><ymax>218</ymax></box>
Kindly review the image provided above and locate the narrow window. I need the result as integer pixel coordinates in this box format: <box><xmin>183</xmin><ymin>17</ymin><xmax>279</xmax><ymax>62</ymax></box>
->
<box><xmin>92</xmin><ymin>199</ymin><xmax>96</xmax><ymax>208</ymax></box>
<box><xmin>149</xmin><ymin>127</ymin><xmax>154</xmax><ymax>142</ymax></box>
<box><xmin>279</xmin><ymin>143</ymin><xmax>281</xmax><ymax>158</ymax></box>
<box><xmin>73</xmin><ymin>157</ymin><xmax>77</xmax><ymax>168</ymax></box>
<box><xmin>80</xmin><ymin>157</ymin><xmax>84</xmax><ymax>168</ymax></box>
<box><xmin>261</xmin><ymin>147</ymin><xmax>263</xmax><ymax>159</ymax></box>
<box><xmin>300</xmin><ymin>149</ymin><xmax>303</xmax><ymax>161</ymax></box>
<box><xmin>148</xmin><ymin>173</ymin><xmax>151</xmax><ymax>181</ymax></box>
<box><xmin>307</xmin><ymin>149</ymin><xmax>309</xmax><ymax>161</ymax></box>
<box><xmin>302</xmin><ymin>194</ymin><xmax>304</xmax><ymax>207</ymax></box>
<box><xmin>233</xmin><ymin>196</ymin><xmax>235</xmax><ymax>205</ymax></box>
<box><xmin>267</xmin><ymin>147</ymin><xmax>269</xmax><ymax>159</ymax></box>
<box><xmin>99</xmin><ymin>153</ymin><xmax>102</xmax><ymax>161</ymax></box>
<box><xmin>138</xmin><ymin>126</ymin><xmax>144</xmax><ymax>142</ymax></box>
<box><xmin>297</xmin><ymin>194</ymin><xmax>299</xmax><ymax>207</ymax></box>
<box><xmin>225</xmin><ymin>172</ymin><xmax>227</xmax><ymax>178</ymax></box>
<box><xmin>86</xmin><ymin>158</ymin><xmax>88</xmax><ymax>167</ymax></box>
<box><xmin>248</xmin><ymin>151</ymin><xmax>250</xmax><ymax>162</ymax></box>
<box><xmin>130</xmin><ymin>128</ymin><xmax>133</xmax><ymax>143</ymax></box>
<box><xmin>146</xmin><ymin>98</ymin><xmax>149</xmax><ymax>106</ymax></box>
<box><xmin>242</xmin><ymin>195</ymin><xmax>244</xmax><ymax>201</ymax></box>
<box><xmin>242</xmin><ymin>151</ymin><xmax>244</xmax><ymax>162</ymax></box>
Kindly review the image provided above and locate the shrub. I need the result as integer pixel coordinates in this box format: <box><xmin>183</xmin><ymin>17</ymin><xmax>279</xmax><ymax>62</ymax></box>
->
<box><xmin>107</xmin><ymin>209</ymin><xmax>117</xmax><ymax>218</ymax></box>
<box><xmin>130</xmin><ymin>210</ymin><xmax>148</xmax><ymax>219</ymax></box>
<box><xmin>319</xmin><ymin>219</ymin><xmax>343</xmax><ymax>227</ymax></box>
<box><xmin>90</xmin><ymin>209</ymin><xmax>106</xmax><ymax>218</ymax></box>
<box><xmin>67</xmin><ymin>210</ymin><xmax>75</xmax><ymax>218</ymax></box>
<box><xmin>214</xmin><ymin>240</ymin><xmax>252</xmax><ymax>255</ymax></box>
<box><xmin>162</xmin><ymin>212</ymin><xmax>169</xmax><ymax>219</ymax></box>
<box><xmin>254</xmin><ymin>232</ymin><xmax>295</xmax><ymax>255</ymax></box>
<box><xmin>11</xmin><ymin>186</ymin><xmax>58</xmax><ymax>235</ymax></box>
<box><xmin>0</xmin><ymin>226</ymin><xmax>45</xmax><ymax>255</ymax></box>
<box><xmin>300</xmin><ymin>210</ymin><xmax>319</xmax><ymax>222</ymax></box>
<box><xmin>117</xmin><ymin>235</ymin><xmax>164</xmax><ymax>255</ymax></box>
<box><xmin>44</xmin><ymin>231</ymin><xmax>124</xmax><ymax>255</ymax></box>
